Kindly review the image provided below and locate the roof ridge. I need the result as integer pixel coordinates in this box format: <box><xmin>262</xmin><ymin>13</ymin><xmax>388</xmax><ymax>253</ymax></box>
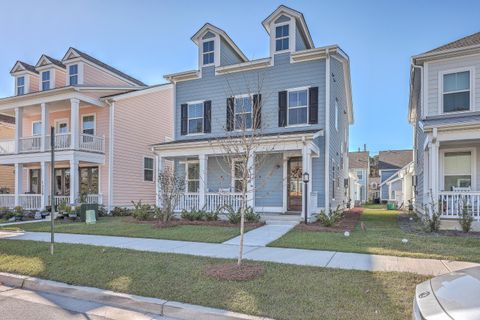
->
<box><xmin>423</xmin><ymin>31</ymin><xmax>480</xmax><ymax>55</ymax></box>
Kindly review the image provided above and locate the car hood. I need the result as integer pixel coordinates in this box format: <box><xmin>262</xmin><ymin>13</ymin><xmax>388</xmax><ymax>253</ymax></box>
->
<box><xmin>431</xmin><ymin>267</ymin><xmax>480</xmax><ymax>319</ymax></box>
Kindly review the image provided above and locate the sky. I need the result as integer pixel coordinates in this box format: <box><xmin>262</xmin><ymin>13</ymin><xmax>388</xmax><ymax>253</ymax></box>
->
<box><xmin>1</xmin><ymin>0</ymin><xmax>479</xmax><ymax>154</ymax></box>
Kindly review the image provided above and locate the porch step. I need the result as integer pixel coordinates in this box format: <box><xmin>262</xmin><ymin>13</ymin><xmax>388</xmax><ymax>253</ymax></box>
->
<box><xmin>261</xmin><ymin>213</ymin><xmax>302</xmax><ymax>225</ymax></box>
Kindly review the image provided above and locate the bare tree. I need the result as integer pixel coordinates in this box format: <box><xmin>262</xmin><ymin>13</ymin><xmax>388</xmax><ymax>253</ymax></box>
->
<box><xmin>158</xmin><ymin>166</ymin><xmax>185</xmax><ymax>223</ymax></box>
<box><xmin>212</xmin><ymin>73</ymin><xmax>275</xmax><ymax>265</ymax></box>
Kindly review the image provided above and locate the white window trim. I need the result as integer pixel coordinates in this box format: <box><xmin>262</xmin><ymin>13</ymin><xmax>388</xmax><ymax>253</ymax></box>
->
<box><xmin>269</xmin><ymin>18</ymin><xmax>296</xmax><ymax>57</ymax></box>
<box><xmin>201</xmin><ymin>39</ymin><xmax>215</xmax><ymax>67</ymax></box>
<box><xmin>287</xmin><ymin>86</ymin><xmax>310</xmax><ymax>126</ymax></box>
<box><xmin>187</xmin><ymin>100</ymin><xmax>205</xmax><ymax>135</ymax></box>
<box><xmin>438</xmin><ymin>67</ymin><xmax>475</xmax><ymax>115</ymax></box>
<box><xmin>274</xmin><ymin>22</ymin><xmax>290</xmax><ymax>53</ymax></box>
<box><xmin>185</xmin><ymin>159</ymin><xmax>200</xmax><ymax>193</ymax></box>
<box><xmin>65</xmin><ymin>62</ymin><xmax>84</xmax><ymax>85</ymax></box>
<box><xmin>54</xmin><ymin>118</ymin><xmax>70</xmax><ymax>134</ymax></box>
<box><xmin>439</xmin><ymin>147</ymin><xmax>476</xmax><ymax>191</ymax></box>
<box><xmin>233</xmin><ymin>94</ymin><xmax>253</xmax><ymax>131</ymax></box>
<box><xmin>68</xmin><ymin>64</ymin><xmax>79</xmax><ymax>86</ymax></box>
<box><xmin>143</xmin><ymin>156</ymin><xmax>154</xmax><ymax>182</ymax></box>
<box><xmin>81</xmin><ymin>113</ymin><xmax>96</xmax><ymax>135</ymax></box>
<box><xmin>32</xmin><ymin>120</ymin><xmax>42</xmax><ymax>136</ymax></box>
<box><xmin>199</xmin><ymin>33</ymin><xmax>220</xmax><ymax>68</ymax></box>
<box><xmin>16</xmin><ymin>75</ymin><xmax>26</xmax><ymax>95</ymax></box>
<box><xmin>40</xmin><ymin>70</ymin><xmax>54</xmax><ymax>91</ymax></box>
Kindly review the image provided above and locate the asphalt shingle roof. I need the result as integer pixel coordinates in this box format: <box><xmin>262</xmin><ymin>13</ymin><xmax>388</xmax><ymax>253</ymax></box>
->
<box><xmin>378</xmin><ymin>150</ymin><xmax>413</xmax><ymax>170</ymax></box>
<box><xmin>13</xmin><ymin>61</ymin><xmax>38</xmax><ymax>74</ymax></box>
<box><xmin>424</xmin><ymin>32</ymin><xmax>480</xmax><ymax>54</ymax></box>
<box><xmin>44</xmin><ymin>55</ymin><xmax>66</xmax><ymax>69</ymax></box>
<box><xmin>348</xmin><ymin>151</ymin><xmax>369</xmax><ymax>169</ymax></box>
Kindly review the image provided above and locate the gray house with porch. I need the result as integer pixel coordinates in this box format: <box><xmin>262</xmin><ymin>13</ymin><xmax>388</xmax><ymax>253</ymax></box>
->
<box><xmin>152</xmin><ymin>5</ymin><xmax>353</xmax><ymax>220</ymax></box>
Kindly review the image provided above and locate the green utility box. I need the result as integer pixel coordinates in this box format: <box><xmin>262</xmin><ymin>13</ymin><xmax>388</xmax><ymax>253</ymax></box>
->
<box><xmin>387</xmin><ymin>203</ymin><xmax>396</xmax><ymax>210</ymax></box>
<box><xmin>79</xmin><ymin>204</ymin><xmax>99</xmax><ymax>222</ymax></box>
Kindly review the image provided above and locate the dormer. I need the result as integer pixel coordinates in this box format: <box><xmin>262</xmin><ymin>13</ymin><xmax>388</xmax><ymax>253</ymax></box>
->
<box><xmin>10</xmin><ymin>61</ymin><xmax>39</xmax><ymax>95</ymax></box>
<box><xmin>35</xmin><ymin>55</ymin><xmax>66</xmax><ymax>91</ymax></box>
<box><xmin>191</xmin><ymin>23</ymin><xmax>248</xmax><ymax>69</ymax></box>
<box><xmin>262</xmin><ymin>5</ymin><xmax>314</xmax><ymax>57</ymax></box>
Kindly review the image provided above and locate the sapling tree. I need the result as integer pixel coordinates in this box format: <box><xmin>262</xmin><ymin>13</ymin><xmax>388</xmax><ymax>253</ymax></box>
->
<box><xmin>158</xmin><ymin>166</ymin><xmax>185</xmax><ymax>223</ymax></box>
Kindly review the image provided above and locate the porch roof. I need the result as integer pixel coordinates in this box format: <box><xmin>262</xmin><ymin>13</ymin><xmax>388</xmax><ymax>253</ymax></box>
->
<box><xmin>422</xmin><ymin>112</ymin><xmax>480</xmax><ymax>130</ymax></box>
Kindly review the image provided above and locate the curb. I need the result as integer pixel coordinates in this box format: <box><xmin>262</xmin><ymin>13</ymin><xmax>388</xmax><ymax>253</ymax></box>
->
<box><xmin>0</xmin><ymin>272</ymin><xmax>272</xmax><ymax>320</ymax></box>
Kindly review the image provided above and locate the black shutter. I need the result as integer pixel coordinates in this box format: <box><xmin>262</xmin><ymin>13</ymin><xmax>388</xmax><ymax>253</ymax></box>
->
<box><xmin>278</xmin><ymin>91</ymin><xmax>287</xmax><ymax>127</ymax></box>
<box><xmin>226</xmin><ymin>97</ymin><xmax>234</xmax><ymax>131</ymax></box>
<box><xmin>309</xmin><ymin>87</ymin><xmax>319</xmax><ymax>124</ymax></box>
<box><xmin>203</xmin><ymin>100</ymin><xmax>211</xmax><ymax>133</ymax></box>
<box><xmin>180</xmin><ymin>103</ymin><xmax>188</xmax><ymax>135</ymax></box>
<box><xmin>253</xmin><ymin>94</ymin><xmax>262</xmax><ymax>129</ymax></box>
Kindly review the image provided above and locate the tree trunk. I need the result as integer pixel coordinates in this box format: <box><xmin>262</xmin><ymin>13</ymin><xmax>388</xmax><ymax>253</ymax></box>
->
<box><xmin>237</xmin><ymin>192</ymin><xmax>246</xmax><ymax>265</ymax></box>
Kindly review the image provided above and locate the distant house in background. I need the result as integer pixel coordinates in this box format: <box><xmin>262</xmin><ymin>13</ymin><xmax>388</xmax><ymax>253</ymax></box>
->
<box><xmin>380</xmin><ymin>161</ymin><xmax>414</xmax><ymax>208</ymax></box>
<box><xmin>378</xmin><ymin>150</ymin><xmax>413</xmax><ymax>203</ymax></box>
<box><xmin>0</xmin><ymin>115</ymin><xmax>15</xmax><ymax>193</ymax></box>
<box><xmin>348</xmin><ymin>151</ymin><xmax>369</xmax><ymax>205</ymax></box>
<box><xmin>368</xmin><ymin>176</ymin><xmax>380</xmax><ymax>203</ymax></box>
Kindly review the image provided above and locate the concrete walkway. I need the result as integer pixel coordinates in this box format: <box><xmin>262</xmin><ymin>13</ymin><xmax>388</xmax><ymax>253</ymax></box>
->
<box><xmin>1</xmin><ymin>231</ymin><xmax>478</xmax><ymax>276</ymax></box>
<box><xmin>223</xmin><ymin>222</ymin><xmax>297</xmax><ymax>246</ymax></box>
<box><xmin>0</xmin><ymin>218</ymin><xmax>50</xmax><ymax>227</ymax></box>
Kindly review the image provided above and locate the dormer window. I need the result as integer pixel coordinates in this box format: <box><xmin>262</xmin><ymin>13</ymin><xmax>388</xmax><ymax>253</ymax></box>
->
<box><xmin>202</xmin><ymin>40</ymin><xmax>214</xmax><ymax>65</ymax></box>
<box><xmin>69</xmin><ymin>64</ymin><xmax>78</xmax><ymax>85</ymax></box>
<box><xmin>41</xmin><ymin>71</ymin><xmax>50</xmax><ymax>91</ymax></box>
<box><xmin>275</xmin><ymin>24</ymin><xmax>289</xmax><ymax>51</ymax></box>
<box><xmin>16</xmin><ymin>76</ymin><xmax>25</xmax><ymax>95</ymax></box>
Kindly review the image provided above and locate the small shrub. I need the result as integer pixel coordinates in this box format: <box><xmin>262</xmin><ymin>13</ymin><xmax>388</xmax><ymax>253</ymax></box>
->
<box><xmin>244</xmin><ymin>207</ymin><xmax>260</xmax><ymax>223</ymax></box>
<box><xmin>422</xmin><ymin>202</ymin><xmax>441</xmax><ymax>232</ymax></box>
<box><xmin>97</xmin><ymin>205</ymin><xmax>108</xmax><ymax>217</ymax></box>
<box><xmin>181</xmin><ymin>208</ymin><xmax>205</xmax><ymax>221</ymax></box>
<box><xmin>204</xmin><ymin>211</ymin><xmax>219</xmax><ymax>221</ymax></box>
<box><xmin>111</xmin><ymin>207</ymin><xmax>132</xmax><ymax>217</ymax></box>
<box><xmin>13</xmin><ymin>206</ymin><xmax>23</xmax><ymax>215</ymax></box>
<box><xmin>131</xmin><ymin>200</ymin><xmax>153</xmax><ymax>221</ymax></box>
<box><xmin>459</xmin><ymin>204</ymin><xmax>474</xmax><ymax>233</ymax></box>
<box><xmin>317</xmin><ymin>205</ymin><xmax>343</xmax><ymax>227</ymax></box>
<box><xmin>4</xmin><ymin>211</ymin><xmax>15</xmax><ymax>220</ymax></box>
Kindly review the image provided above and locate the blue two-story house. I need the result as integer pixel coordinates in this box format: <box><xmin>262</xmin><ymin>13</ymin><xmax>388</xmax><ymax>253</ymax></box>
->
<box><xmin>152</xmin><ymin>5</ymin><xmax>353</xmax><ymax>220</ymax></box>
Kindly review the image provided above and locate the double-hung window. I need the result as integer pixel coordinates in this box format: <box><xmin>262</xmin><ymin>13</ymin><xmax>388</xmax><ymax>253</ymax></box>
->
<box><xmin>203</xmin><ymin>40</ymin><xmax>214</xmax><ymax>65</ymax></box>
<box><xmin>82</xmin><ymin>115</ymin><xmax>95</xmax><ymax>135</ymax></box>
<box><xmin>16</xmin><ymin>76</ymin><xmax>25</xmax><ymax>95</ymax></box>
<box><xmin>32</xmin><ymin>121</ymin><xmax>42</xmax><ymax>136</ymax></box>
<box><xmin>443</xmin><ymin>71</ymin><xmax>470</xmax><ymax>113</ymax></box>
<box><xmin>275</xmin><ymin>24</ymin><xmax>289</xmax><ymax>51</ymax></box>
<box><xmin>41</xmin><ymin>71</ymin><xmax>50</xmax><ymax>91</ymax></box>
<box><xmin>357</xmin><ymin>170</ymin><xmax>363</xmax><ymax>180</ymax></box>
<box><xmin>234</xmin><ymin>96</ymin><xmax>252</xmax><ymax>130</ymax></box>
<box><xmin>144</xmin><ymin>157</ymin><xmax>154</xmax><ymax>182</ymax></box>
<box><xmin>188</xmin><ymin>103</ymin><xmax>203</xmax><ymax>134</ymax></box>
<box><xmin>233</xmin><ymin>160</ymin><xmax>245</xmax><ymax>193</ymax></box>
<box><xmin>69</xmin><ymin>64</ymin><xmax>78</xmax><ymax>85</ymax></box>
<box><xmin>186</xmin><ymin>162</ymin><xmax>200</xmax><ymax>192</ymax></box>
<box><xmin>288</xmin><ymin>89</ymin><xmax>308</xmax><ymax>125</ymax></box>
<box><xmin>443</xmin><ymin>151</ymin><xmax>472</xmax><ymax>191</ymax></box>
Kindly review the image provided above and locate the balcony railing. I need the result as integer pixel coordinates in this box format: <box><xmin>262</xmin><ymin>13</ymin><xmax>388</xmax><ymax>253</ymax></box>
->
<box><xmin>0</xmin><ymin>133</ymin><xmax>104</xmax><ymax>155</ymax></box>
<box><xmin>439</xmin><ymin>191</ymin><xmax>480</xmax><ymax>221</ymax></box>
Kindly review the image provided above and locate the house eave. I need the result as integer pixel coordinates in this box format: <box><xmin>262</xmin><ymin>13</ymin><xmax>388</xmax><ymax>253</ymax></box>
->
<box><xmin>413</xmin><ymin>44</ymin><xmax>480</xmax><ymax>63</ymax></box>
<box><xmin>164</xmin><ymin>70</ymin><xmax>200</xmax><ymax>83</ymax></box>
<box><xmin>215</xmin><ymin>58</ymin><xmax>272</xmax><ymax>75</ymax></box>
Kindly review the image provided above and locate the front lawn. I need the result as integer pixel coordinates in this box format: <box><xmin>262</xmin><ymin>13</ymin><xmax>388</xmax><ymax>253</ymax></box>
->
<box><xmin>270</xmin><ymin>208</ymin><xmax>480</xmax><ymax>263</ymax></box>
<box><xmin>0</xmin><ymin>216</ymin><xmax>246</xmax><ymax>243</ymax></box>
<box><xmin>0</xmin><ymin>239</ymin><xmax>427</xmax><ymax>320</ymax></box>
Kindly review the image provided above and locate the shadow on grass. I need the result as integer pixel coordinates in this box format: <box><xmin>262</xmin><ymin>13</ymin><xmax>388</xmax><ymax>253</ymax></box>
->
<box><xmin>0</xmin><ymin>239</ymin><xmax>427</xmax><ymax>320</ymax></box>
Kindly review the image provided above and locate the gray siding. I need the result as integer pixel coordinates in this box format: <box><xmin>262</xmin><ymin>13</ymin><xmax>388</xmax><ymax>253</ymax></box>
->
<box><xmin>380</xmin><ymin>169</ymin><xmax>397</xmax><ymax>200</ymax></box>
<box><xmin>328</xmin><ymin>57</ymin><xmax>349</xmax><ymax>209</ymax></box>
<box><xmin>255</xmin><ymin>153</ymin><xmax>284</xmax><ymax>207</ymax></box>
<box><xmin>295</xmin><ymin>27</ymin><xmax>307</xmax><ymax>51</ymax></box>
<box><xmin>175</xmin><ymin>52</ymin><xmax>326</xmax><ymax>140</ymax></box>
<box><xmin>313</xmin><ymin>136</ymin><xmax>326</xmax><ymax>208</ymax></box>
<box><xmin>220</xmin><ymin>38</ymin><xmax>243</xmax><ymax>67</ymax></box>
<box><xmin>207</xmin><ymin>156</ymin><xmax>231</xmax><ymax>192</ymax></box>
<box><xmin>414</xmin><ymin>112</ymin><xmax>426</xmax><ymax>211</ymax></box>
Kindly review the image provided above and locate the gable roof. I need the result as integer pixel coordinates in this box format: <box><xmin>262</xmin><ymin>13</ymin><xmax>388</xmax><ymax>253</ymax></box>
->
<box><xmin>348</xmin><ymin>151</ymin><xmax>369</xmax><ymax>169</ymax></box>
<box><xmin>36</xmin><ymin>54</ymin><xmax>65</xmax><ymax>69</ymax></box>
<box><xmin>423</xmin><ymin>31</ymin><xmax>480</xmax><ymax>55</ymax></box>
<box><xmin>191</xmin><ymin>23</ymin><xmax>248</xmax><ymax>63</ymax></box>
<box><xmin>378</xmin><ymin>150</ymin><xmax>413</xmax><ymax>170</ymax></box>
<box><xmin>262</xmin><ymin>5</ymin><xmax>314</xmax><ymax>49</ymax></box>
<box><xmin>10</xmin><ymin>61</ymin><xmax>38</xmax><ymax>75</ymax></box>
<box><xmin>62</xmin><ymin>47</ymin><xmax>146</xmax><ymax>86</ymax></box>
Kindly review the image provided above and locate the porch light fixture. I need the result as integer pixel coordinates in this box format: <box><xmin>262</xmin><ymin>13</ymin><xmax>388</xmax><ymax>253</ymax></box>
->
<box><xmin>303</xmin><ymin>172</ymin><xmax>309</xmax><ymax>225</ymax></box>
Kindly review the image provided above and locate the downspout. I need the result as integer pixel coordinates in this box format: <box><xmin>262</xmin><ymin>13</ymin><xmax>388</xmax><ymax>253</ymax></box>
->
<box><xmin>324</xmin><ymin>49</ymin><xmax>331</xmax><ymax>214</ymax></box>
<box><xmin>106</xmin><ymin>99</ymin><xmax>115</xmax><ymax>212</ymax></box>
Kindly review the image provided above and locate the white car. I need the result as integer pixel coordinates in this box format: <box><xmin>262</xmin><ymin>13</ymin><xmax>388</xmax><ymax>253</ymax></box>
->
<box><xmin>413</xmin><ymin>267</ymin><xmax>480</xmax><ymax>319</ymax></box>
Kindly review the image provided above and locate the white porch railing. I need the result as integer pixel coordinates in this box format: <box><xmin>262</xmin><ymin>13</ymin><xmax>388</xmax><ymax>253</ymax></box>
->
<box><xmin>0</xmin><ymin>140</ymin><xmax>15</xmax><ymax>154</ymax></box>
<box><xmin>175</xmin><ymin>193</ymin><xmax>200</xmax><ymax>211</ymax></box>
<box><xmin>19</xmin><ymin>136</ymin><xmax>42</xmax><ymax>153</ymax></box>
<box><xmin>439</xmin><ymin>191</ymin><xmax>480</xmax><ymax>221</ymax></box>
<box><xmin>48</xmin><ymin>194</ymin><xmax>103</xmax><ymax>206</ymax></box>
<box><xmin>46</xmin><ymin>133</ymin><xmax>72</xmax><ymax>150</ymax></box>
<box><xmin>80</xmin><ymin>134</ymin><xmax>104</xmax><ymax>153</ymax></box>
<box><xmin>0</xmin><ymin>194</ymin><xmax>15</xmax><ymax>208</ymax></box>
<box><xmin>205</xmin><ymin>192</ymin><xmax>243</xmax><ymax>212</ymax></box>
<box><xmin>18</xmin><ymin>194</ymin><xmax>42</xmax><ymax>210</ymax></box>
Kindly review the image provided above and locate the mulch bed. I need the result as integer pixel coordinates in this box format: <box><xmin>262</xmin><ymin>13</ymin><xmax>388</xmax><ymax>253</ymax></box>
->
<box><xmin>204</xmin><ymin>263</ymin><xmax>265</xmax><ymax>281</ymax></box>
<box><xmin>122</xmin><ymin>216</ymin><xmax>265</xmax><ymax>229</ymax></box>
<box><xmin>295</xmin><ymin>207</ymin><xmax>363</xmax><ymax>233</ymax></box>
<box><xmin>398</xmin><ymin>213</ymin><xmax>480</xmax><ymax>238</ymax></box>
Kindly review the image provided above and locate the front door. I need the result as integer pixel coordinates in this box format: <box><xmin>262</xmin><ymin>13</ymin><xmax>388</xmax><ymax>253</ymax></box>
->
<box><xmin>54</xmin><ymin>168</ymin><xmax>70</xmax><ymax>195</ymax></box>
<box><xmin>287</xmin><ymin>157</ymin><xmax>302</xmax><ymax>212</ymax></box>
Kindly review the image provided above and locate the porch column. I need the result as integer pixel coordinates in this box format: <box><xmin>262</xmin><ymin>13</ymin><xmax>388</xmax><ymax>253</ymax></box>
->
<box><xmin>70</xmin><ymin>98</ymin><xmax>80</xmax><ymax>150</ymax></box>
<box><xmin>40</xmin><ymin>161</ymin><xmax>49</xmax><ymax>209</ymax></box>
<box><xmin>70</xmin><ymin>158</ymin><xmax>79</xmax><ymax>204</ymax></box>
<box><xmin>156</xmin><ymin>155</ymin><xmax>165</xmax><ymax>207</ymax></box>
<box><xmin>430</xmin><ymin>141</ymin><xmax>439</xmax><ymax>207</ymax></box>
<box><xmin>301</xmin><ymin>145</ymin><xmax>310</xmax><ymax>220</ymax></box>
<box><xmin>40</xmin><ymin>103</ymin><xmax>49</xmax><ymax>152</ymax></box>
<box><xmin>198</xmin><ymin>154</ymin><xmax>207</xmax><ymax>208</ymax></box>
<box><xmin>247</xmin><ymin>152</ymin><xmax>255</xmax><ymax>208</ymax></box>
<box><xmin>14</xmin><ymin>163</ymin><xmax>23</xmax><ymax>206</ymax></box>
<box><xmin>14</xmin><ymin>107</ymin><xmax>23</xmax><ymax>154</ymax></box>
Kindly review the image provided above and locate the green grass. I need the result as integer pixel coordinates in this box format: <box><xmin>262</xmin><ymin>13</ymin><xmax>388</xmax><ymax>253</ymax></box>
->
<box><xmin>0</xmin><ymin>216</ymin><xmax>245</xmax><ymax>243</ymax></box>
<box><xmin>0</xmin><ymin>239</ymin><xmax>427</xmax><ymax>320</ymax></box>
<box><xmin>362</xmin><ymin>204</ymin><xmax>386</xmax><ymax>209</ymax></box>
<box><xmin>270</xmin><ymin>208</ymin><xmax>480</xmax><ymax>263</ymax></box>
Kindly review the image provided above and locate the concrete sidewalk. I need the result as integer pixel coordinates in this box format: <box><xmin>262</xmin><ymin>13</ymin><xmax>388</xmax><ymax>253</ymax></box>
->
<box><xmin>0</xmin><ymin>231</ymin><xmax>478</xmax><ymax>276</ymax></box>
<box><xmin>223</xmin><ymin>222</ymin><xmax>297</xmax><ymax>246</ymax></box>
